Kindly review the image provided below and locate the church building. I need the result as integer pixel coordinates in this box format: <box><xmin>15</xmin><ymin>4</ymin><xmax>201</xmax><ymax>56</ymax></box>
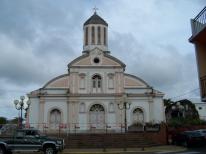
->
<box><xmin>28</xmin><ymin>12</ymin><xmax>165</xmax><ymax>132</ymax></box>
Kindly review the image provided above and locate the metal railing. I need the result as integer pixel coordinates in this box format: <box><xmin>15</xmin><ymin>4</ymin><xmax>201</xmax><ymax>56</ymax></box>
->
<box><xmin>200</xmin><ymin>75</ymin><xmax>206</xmax><ymax>100</ymax></box>
<box><xmin>0</xmin><ymin>122</ymin><xmax>162</xmax><ymax>137</ymax></box>
<box><xmin>191</xmin><ymin>6</ymin><xmax>206</xmax><ymax>36</ymax></box>
<box><xmin>28</xmin><ymin>122</ymin><xmax>129</xmax><ymax>135</ymax></box>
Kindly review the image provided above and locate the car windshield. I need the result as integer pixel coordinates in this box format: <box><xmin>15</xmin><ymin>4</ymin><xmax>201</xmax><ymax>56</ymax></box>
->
<box><xmin>23</xmin><ymin>129</ymin><xmax>42</xmax><ymax>137</ymax></box>
<box><xmin>185</xmin><ymin>131</ymin><xmax>202</xmax><ymax>137</ymax></box>
<box><xmin>201</xmin><ymin>130</ymin><xmax>206</xmax><ymax>133</ymax></box>
<box><xmin>195</xmin><ymin>130</ymin><xmax>206</xmax><ymax>134</ymax></box>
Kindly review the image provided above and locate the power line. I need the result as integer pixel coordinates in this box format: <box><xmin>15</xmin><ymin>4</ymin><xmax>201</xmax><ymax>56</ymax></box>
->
<box><xmin>169</xmin><ymin>88</ymin><xmax>200</xmax><ymax>100</ymax></box>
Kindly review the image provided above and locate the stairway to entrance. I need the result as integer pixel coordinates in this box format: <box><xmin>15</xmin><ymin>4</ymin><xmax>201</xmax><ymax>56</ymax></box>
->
<box><xmin>61</xmin><ymin>133</ymin><xmax>160</xmax><ymax>148</ymax></box>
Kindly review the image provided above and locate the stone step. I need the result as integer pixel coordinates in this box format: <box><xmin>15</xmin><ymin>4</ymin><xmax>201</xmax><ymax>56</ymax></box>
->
<box><xmin>54</xmin><ymin>133</ymin><xmax>160</xmax><ymax>148</ymax></box>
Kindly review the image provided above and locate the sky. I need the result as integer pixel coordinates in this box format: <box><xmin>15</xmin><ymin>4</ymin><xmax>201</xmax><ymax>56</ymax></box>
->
<box><xmin>0</xmin><ymin>0</ymin><xmax>205</xmax><ymax>119</ymax></box>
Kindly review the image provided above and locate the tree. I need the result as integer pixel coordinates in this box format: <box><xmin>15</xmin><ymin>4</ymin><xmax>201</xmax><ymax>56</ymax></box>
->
<box><xmin>9</xmin><ymin>117</ymin><xmax>19</xmax><ymax>124</ymax></box>
<box><xmin>165</xmin><ymin>99</ymin><xmax>204</xmax><ymax>127</ymax></box>
<box><xmin>0</xmin><ymin>117</ymin><xmax>7</xmax><ymax>124</ymax></box>
<box><xmin>164</xmin><ymin>99</ymin><xmax>175</xmax><ymax>107</ymax></box>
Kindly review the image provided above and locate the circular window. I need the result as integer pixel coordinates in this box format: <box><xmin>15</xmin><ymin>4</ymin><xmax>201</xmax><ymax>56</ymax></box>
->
<box><xmin>198</xmin><ymin>107</ymin><xmax>202</xmax><ymax>110</ymax></box>
<box><xmin>93</xmin><ymin>57</ymin><xmax>100</xmax><ymax>63</ymax></box>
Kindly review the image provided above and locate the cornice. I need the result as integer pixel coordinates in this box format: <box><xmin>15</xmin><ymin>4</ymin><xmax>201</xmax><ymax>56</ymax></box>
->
<box><xmin>27</xmin><ymin>92</ymin><xmax>161</xmax><ymax>98</ymax></box>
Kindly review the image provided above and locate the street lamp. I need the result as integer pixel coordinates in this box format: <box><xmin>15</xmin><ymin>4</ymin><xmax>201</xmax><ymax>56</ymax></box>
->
<box><xmin>117</xmin><ymin>94</ymin><xmax>131</xmax><ymax>133</ymax></box>
<box><xmin>171</xmin><ymin>102</ymin><xmax>187</xmax><ymax>118</ymax></box>
<box><xmin>14</xmin><ymin>96</ymin><xmax>31</xmax><ymax>129</ymax></box>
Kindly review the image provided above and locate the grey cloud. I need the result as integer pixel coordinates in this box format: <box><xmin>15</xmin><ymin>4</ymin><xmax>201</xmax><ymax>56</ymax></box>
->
<box><xmin>34</xmin><ymin>35</ymin><xmax>75</xmax><ymax>56</ymax></box>
<box><xmin>0</xmin><ymin>35</ymin><xmax>65</xmax><ymax>86</ymax></box>
<box><xmin>110</xmin><ymin>32</ymin><xmax>198</xmax><ymax>98</ymax></box>
<box><xmin>0</xmin><ymin>0</ymin><xmax>87</xmax><ymax>86</ymax></box>
<box><xmin>0</xmin><ymin>89</ymin><xmax>6</xmax><ymax>97</ymax></box>
<box><xmin>0</xmin><ymin>0</ymin><xmax>87</xmax><ymax>46</ymax></box>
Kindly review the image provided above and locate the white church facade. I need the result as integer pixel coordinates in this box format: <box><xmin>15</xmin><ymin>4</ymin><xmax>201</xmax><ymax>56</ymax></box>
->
<box><xmin>28</xmin><ymin>12</ymin><xmax>165</xmax><ymax>132</ymax></box>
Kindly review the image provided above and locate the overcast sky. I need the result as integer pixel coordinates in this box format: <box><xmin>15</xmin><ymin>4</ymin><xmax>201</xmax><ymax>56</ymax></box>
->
<box><xmin>0</xmin><ymin>0</ymin><xmax>205</xmax><ymax>119</ymax></box>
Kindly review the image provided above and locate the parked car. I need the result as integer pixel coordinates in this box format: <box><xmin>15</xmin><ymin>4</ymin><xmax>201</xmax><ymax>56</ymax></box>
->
<box><xmin>194</xmin><ymin>129</ymin><xmax>206</xmax><ymax>139</ymax></box>
<box><xmin>0</xmin><ymin>128</ymin><xmax>64</xmax><ymax>154</ymax></box>
<box><xmin>171</xmin><ymin>131</ymin><xmax>205</xmax><ymax>147</ymax></box>
<box><xmin>0</xmin><ymin>124</ymin><xmax>17</xmax><ymax>135</ymax></box>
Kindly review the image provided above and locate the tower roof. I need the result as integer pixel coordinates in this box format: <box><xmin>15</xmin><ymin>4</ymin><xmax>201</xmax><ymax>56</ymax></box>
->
<box><xmin>84</xmin><ymin>12</ymin><xmax>108</xmax><ymax>26</ymax></box>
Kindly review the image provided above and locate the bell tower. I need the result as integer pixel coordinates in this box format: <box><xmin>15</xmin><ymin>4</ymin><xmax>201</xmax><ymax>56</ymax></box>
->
<box><xmin>83</xmin><ymin>10</ymin><xmax>108</xmax><ymax>52</ymax></box>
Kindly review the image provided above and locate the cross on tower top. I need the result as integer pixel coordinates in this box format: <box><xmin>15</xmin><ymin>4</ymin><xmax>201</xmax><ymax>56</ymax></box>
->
<box><xmin>93</xmin><ymin>6</ymin><xmax>98</xmax><ymax>14</ymax></box>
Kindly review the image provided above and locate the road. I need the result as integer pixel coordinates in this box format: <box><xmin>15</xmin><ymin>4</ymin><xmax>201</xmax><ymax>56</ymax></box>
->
<box><xmin>11</xmin><ymin>146</ymin><xmax>206</xmax><ymax>154</ymax></box>
<box><xmin>155</xmin><ymin>147</ymin><xmax>206</xmax><ymax>154</ymax></box>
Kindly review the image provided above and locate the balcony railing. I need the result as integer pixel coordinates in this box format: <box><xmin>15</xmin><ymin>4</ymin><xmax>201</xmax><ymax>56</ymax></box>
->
<box><xmin>200</xmin><ymin>75</ymin><xmax>206</xmax><ymax>101</ymax></box>
<box><xmin>191</xmin><ymin>6</ymin><xmax>206</xmax><ymax>36</ymax></box>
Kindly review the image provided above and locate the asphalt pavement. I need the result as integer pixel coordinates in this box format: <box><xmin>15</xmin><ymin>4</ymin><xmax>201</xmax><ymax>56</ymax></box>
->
<box><xmin>12</xmin><ymin>145</ymin><xmax>206</xmax><ymax>154</ymax></box>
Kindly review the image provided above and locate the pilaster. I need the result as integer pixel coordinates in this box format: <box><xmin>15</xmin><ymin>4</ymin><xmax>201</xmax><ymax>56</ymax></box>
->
<box><xmin>148</xmin><ymin>96</ymin><xmax>154</xmax><ymax>122</ymax></box>
<box><xmin>39</xmin><ymin>97</ymin><xmax>45</xmax><ymax>129</ymax></box>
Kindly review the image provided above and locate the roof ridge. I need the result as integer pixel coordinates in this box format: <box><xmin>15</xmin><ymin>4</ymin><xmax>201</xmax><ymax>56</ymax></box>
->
<box><xmin>84</xmin><ymin>13</ymin><xmax>108</xmax><ymax>26</ymax></box>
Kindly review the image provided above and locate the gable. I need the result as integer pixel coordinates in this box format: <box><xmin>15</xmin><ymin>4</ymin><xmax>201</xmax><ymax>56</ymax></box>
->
<box><xmin>124</xmin><ymin>74</ymin><xmax>149</xmax><ymax>88</ymax></box>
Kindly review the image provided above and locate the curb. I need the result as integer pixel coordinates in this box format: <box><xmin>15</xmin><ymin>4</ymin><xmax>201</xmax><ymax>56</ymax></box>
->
<box><xmin>61</xmin><ymin>146</ymin><xmax>186</xmax><ymax>154</ymax></box>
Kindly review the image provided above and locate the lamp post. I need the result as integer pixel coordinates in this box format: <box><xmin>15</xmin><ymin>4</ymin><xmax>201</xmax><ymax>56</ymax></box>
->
<box><xmin>14</xmin><ymin>96</ymin><xmax>31</xmax><ymax>129</ymax></box>
<box><xmin>171</xmin><ymin>102</ymin><xmax>186</xmax><ymax>118</ymax></box>
<box><xmin>117</xmin><ymin>94</ymin><xmax>131</xmax><ymax>133</ymax></box>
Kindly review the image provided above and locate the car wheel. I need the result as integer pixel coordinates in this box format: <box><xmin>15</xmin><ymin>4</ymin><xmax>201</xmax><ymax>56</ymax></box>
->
<box><xmin>44</xmin><ymin>146</ymin><xmax>56</xmax><ymax>154</ymax></box>
<box><xmin>0</xmin><ymin>146</ymin><xmax>5</xmax><ymax>154</ymax></box>
<box><xmin>182</xmin><ymin>141</ymin><xmax>188</xmax><ymax>147</ymax></box>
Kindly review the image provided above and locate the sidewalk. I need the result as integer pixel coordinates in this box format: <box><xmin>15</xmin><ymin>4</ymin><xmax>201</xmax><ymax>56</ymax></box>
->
<box><xmin>62</xmin><ymin>145</ymin><xmax>186</xmax><ymax>153</ymax></box>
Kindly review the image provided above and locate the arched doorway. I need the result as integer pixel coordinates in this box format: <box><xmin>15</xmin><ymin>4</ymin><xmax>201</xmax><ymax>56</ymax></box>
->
<box><xmin>89</xmin><ymin>104</ymin><xmax>105</xmax><ymax>129</ymax></box>
<box><xmin>133</xmin><ymin>108</ymin><xmax>144</xmax><ymax>124</ymax></box>
<box><xmin>50</xmin><ymin>109</ymin><xmax>61</xmax><ymax>129</ymax></box>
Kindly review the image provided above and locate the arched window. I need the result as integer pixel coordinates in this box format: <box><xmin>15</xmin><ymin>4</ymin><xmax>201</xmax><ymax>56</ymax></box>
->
<box><xmin>92</xmin><ymin>74</ymin><xmax>102</xmax><ymax>93</ymax></box>
<box><xmin>97</xmin><ymin>26</ymin><xmax>101</xmax><ymax>44</ymax></box>
<box><xmin>104</xmin><ymin>27</ymin><xmax>106</xmax><ymax>45</ymax></box>
<box><xmin>85</xmin><ymin>27</ymin><xmax>88</xmax><ymax>45</ymax></box>
<box><xmin>133</xmin><ymin>108</ymin><xmax>144</xmax><ymax>124</ymax></box>
<box><xmin>90</xmin><ymin>104</ymin><xmax>105</xmax><ymax>112</ymax></box>
<box><xmin>91</xmin><ymin>26</ymin><xmax>95</xmax><ymax>44</ymax></box>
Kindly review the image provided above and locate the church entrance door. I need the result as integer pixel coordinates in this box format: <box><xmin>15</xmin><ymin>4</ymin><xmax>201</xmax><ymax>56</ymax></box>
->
<box><xmin>89</xmin><ymin>104</ymin><xmax>105</xmax><ymax>129</ymax></box>
<box><xmin>133</xmin><ymin>108</ymin><xmax>144</xmax><ymax>124</ymax></box>
<box><xmin>50</xmin><ymin>109</ymin><xmax>61</xmax><ymax>130</ymax></box>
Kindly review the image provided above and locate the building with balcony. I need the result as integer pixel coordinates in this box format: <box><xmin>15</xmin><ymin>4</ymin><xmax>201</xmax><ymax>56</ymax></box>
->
<box><xmin>189</xmin><ymin>6</ymin><xmax>206</xmax><ymax>102</ymax></box>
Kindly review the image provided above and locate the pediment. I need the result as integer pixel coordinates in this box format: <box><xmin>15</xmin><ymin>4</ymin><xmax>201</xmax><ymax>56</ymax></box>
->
<box><xmin>101</xmin><ymin>56</ymin><xmax>120</xmax><ymax>66</ymax></box>
<box><xmin>43</xmin><ymin>74</ymin><xmax>70</xmax><ymax>88</ymax></box>
<box><xmin>68</xmin><ymin>48</ymin><xmax>125</xmax><ymax>68</ymax></box>
<box><xmin>74</xmin><ymin>56</ymin><xmax>91</xmax><ymax>65</ymax></box>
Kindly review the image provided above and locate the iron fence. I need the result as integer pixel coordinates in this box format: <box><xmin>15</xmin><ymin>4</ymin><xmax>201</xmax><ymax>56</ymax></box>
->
<box><xmin>191</xmin><ymin>6</ymin><xmax>206</xmax><ymax>36</ymax></box>
<box><xmin>28</xmin><ymin>122</ymin><xmax>129</xmax><ymax>134</ymax></box>
<box><xmin>0</xmin><ymin>122</ymin><xmax>162</xmax><ymax>137</ymax></box>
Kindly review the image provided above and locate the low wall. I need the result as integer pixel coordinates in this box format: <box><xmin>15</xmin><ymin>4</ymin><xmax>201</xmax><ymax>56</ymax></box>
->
<box><xmin>144</xmin><ymin>124</ymin><xmax>167</xmax><ymax>145</ymax></box>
